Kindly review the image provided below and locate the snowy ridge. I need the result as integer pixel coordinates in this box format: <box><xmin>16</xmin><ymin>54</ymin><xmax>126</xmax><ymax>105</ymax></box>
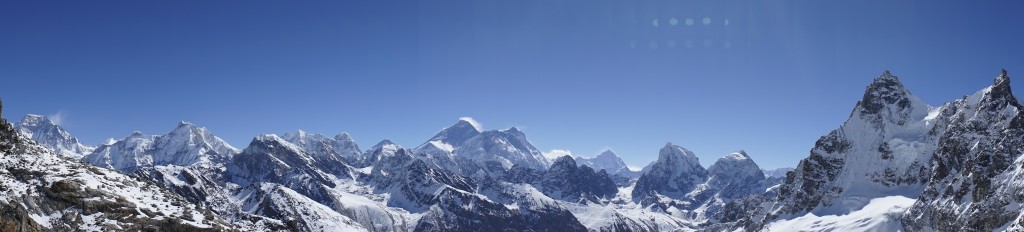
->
<box><xmin>414</xmin><ymin>119</ymin><xmax>550</xmax><ymax>172</ymax></box>
<box><xmin>82</xmin><ymin>121</ymin><xmax>239</xmax><ymax>172</ymax></box>
<box><xmin>15</xmin><ymin>114</ymin><xmax>95</xmax><ymax>159</ymax></box>
<box><xmin>9</xmin><ymin>69</ymin><xmax>1024</xmax><ymax>232</ymax></box>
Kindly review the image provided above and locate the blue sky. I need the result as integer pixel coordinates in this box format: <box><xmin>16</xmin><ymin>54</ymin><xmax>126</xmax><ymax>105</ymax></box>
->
<box><xmin>2</xmin><ymin>1</ymin><xmax>1022</xmax><ymax>169</ymax></box>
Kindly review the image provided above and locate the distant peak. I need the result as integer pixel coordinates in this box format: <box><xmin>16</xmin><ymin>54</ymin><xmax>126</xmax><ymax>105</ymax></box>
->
<box><xmin>177</xmin><ymin>121</ymin><xmax>193</xmax><ymax>127</ymax></box>
<box><xmin>987</xmin><ymin>69</ymin><xmax>1017</xmax><ymax>104</ymax></box>
<box><xmin>859</xmin><ymin>70</ymin><xmax>913</xmax><ymax>114</ymax></box>
<box><xmin>553</xmin><ymin>155</ymin><xmax>576</xmax><ymax>165</ymax></box>
<box><xmin>373</xmin><ymin>139</ymin><xmax>395</xmax><ymax>147</ymax></box>
<box><xmin>254</xmin><ymin>134</ymin><xmax>281</xmax><ymax>141</ymax></box>
<box><xmin>597</xmin><ymin>149</ymin><xmax>618</xmax><ymax>158</ymax></box>
<box><xmin>458</xmin><ymin>117</ymin><xmax>483</xmax><ymax>132</ymax></box>
<box><xmin>19</xmin><ymin>114</ymin><xmax>53</xmax><ymax>125</ymax></box>
<box><xmin>724</xmin><ymin>150</ymin><xmax>750</xmax><ymax>160</ymax></box>
<box><xmin>103</xmin><ymin>138</ymin><xmax>118</xmax><ymax>145</ymax></box>
<box><xmin>995</xmin><ymin>69</ymin><xmax>1011</xmax><ymax>88</ymax></box>
<box><xmin>129</xmin><ymin>131</ymin><xmax>145</xmax><ymax>137</ymax></box>
<box><xmin>658</xmin><ymin>142</ymin><xmax>696</xmax><ymax>161</ymax></box>
<box><xmin>335</xmin><ymin>132</ymin><xmax>353</xmax><ymax>141</ymax></box>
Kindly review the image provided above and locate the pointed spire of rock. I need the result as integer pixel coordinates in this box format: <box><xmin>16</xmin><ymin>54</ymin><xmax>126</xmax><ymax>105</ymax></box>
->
<box><xmin>859</xmin><ymin>70</ymin><xmax>913</xmax><ymax>114</ymax></box>
<box><xmin>984</xmin><ymin>69</ymin><xmax>1019</xmax><ymax>109</ymax></box>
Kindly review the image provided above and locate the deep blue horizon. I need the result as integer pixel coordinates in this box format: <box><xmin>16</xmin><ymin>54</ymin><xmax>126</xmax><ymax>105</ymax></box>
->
<box><xmin>3</xmin><ymin>1</ymin><xmax>1023</xmax><ymax>169</ymax></box>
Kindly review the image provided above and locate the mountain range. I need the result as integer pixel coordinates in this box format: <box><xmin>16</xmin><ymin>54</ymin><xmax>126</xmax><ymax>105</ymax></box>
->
<box><xmin>1</xmin><ymin>69</ymin><xmax>1021</xmax><ymax>231</ymax></box>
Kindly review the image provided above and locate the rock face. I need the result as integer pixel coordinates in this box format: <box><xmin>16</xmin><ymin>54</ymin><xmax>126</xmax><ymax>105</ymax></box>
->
<box><xmin>15</xmin><ymin>114</ymin><xmax>95</xmax><ymax>158</ymax></box>
<box><xmin>901</xmin><ymin>70</ymin><xmax>1024</xmax><ymax>231</ymax></box>
<box><xmin>747</xmin><ymin>71</ymin><xmax>937</xmax><ymax>229</ymax></box>
<box><xmin>575</xmin><ymin>150</ymin><xmax>641</xmax><ymax>186</ymax></box>
<box><xmin>508</xmin><ymin>156</ymin><xmax>618</xmax><ymax>201</ymax></box>
<box><xmin>632</xmin><ymin>143</ymin><xmax>708</xmax><ymax>202</ymax></box>
<box><xmin>282</xmin><ymin>130</ymin><xmax>363</xmax><ymax>166</ymax></box>
<box><xmin>703</xmin><ymin>150</ymin><xmax>767</xmax><ymax>201</ymax></box>
<box><xmin>227</xmin><ymin>134</ymin><xmax>353</xmax><ymax>203</ymax></box>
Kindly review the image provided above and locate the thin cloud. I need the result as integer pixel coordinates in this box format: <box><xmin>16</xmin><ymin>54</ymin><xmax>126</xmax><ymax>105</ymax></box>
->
<box><xmin>48</xmin><ymin>110</ymin><xmax>66</xmax><ymax>126</ymax></box>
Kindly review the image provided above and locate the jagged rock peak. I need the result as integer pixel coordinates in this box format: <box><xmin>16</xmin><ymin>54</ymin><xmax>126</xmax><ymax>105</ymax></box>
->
<box><xmin>129</xmin><ymin>131</ymin><xmax>145</xmax><ymax>137</ymax></box>
<box><xmin>597</xmin><ymin>150</ymin><xmax>617</xmax><ymax>159</ymax></box>
<box><xmin>552</xmin><ymin>155</ymin><xmax>577</xmax><ymax>167</ymax></box>
<box><xmin>859</xmin><ymin>70</ymin><xmax>913</xmax><ymax>114</ymax></box>
<box><xmin>335</xmin><ymin>131</ymin><xmax>353</xmax><ymax>141</ymax></box>
<box><xmin>989</xmin><ymin>69</ymin><xmax>1016</xmax><ymax>102</ymax></box>
<box><xmin>658</xmin><ymin>142</ymin><xmax>699</xmax><ymax>162</ymax></box>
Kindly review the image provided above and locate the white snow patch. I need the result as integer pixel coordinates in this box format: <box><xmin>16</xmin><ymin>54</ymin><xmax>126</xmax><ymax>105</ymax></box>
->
<box><xmin>766</xmin><ymin>196</ymin><xmax>915</xmax><ymax>232</ymax></box>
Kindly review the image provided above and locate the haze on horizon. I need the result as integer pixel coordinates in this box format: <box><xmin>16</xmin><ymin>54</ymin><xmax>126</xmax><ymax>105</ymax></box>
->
<box><xmin>2</xmin><ymin>1</ymin><xmax>1023</xmax><ymax>169</ymax></box>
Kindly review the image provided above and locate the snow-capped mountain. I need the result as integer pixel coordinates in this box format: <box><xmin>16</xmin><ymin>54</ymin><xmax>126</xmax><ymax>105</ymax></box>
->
<box><xmin>11</xmin><ymin>69</ymin><xmax>1024</xmax><ymax>232</ymax></box>
<box><xmin>701</xmin><ymin>150</ymin><xmax>767</xmax><ymax>201</ymax></box>
<box><xmin>507</xmin><ymin>155</ymin><xmax>618</xmax><ymax>202</ymax></box>
<box><xmin>282</xmin><ymin>130</ymin><xmax>363</xmax><ymax>166</ymax></box>
<box><xmin>575</xmin><ymin>150</ymin><xmax>641</xmax><ymax>178</ymax></box>
<box><xmin>902</xmin><ymin>69</ymin><xmax>1024</xmax><ymax>231</ymax></box>
<box><xmin>82</xmin><ymin>121</ymin><xmax>239</xmax><ymax>172</ymax></box>
<box><xmin>632</xmin><ymin>143</ymin><xmax>709</xmax><ymax>202</ymax></box>
<box><xmin>0</xmin><ymin>103</ymin><xmax>236</xmax><ymax>230</ymax></box>
<box><xmin>414</xmin><ymin>118</ymin><xmax>550</xmax><ymax>171</ymax></box>
<box><xmin>747</xmin><ymin>71</ymin><xmax>936</xmax><ymax>229</ymax></box>
<box><xmin>15</xmin><ymin>114</ymin><xmax>95</xmax><ymax>158</ymax></box>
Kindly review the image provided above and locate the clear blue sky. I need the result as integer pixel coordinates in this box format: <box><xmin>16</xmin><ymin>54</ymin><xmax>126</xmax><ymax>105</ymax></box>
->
<box><xmin>2</xmin><ymin>1</ymin><xmax>1022</xmax><ymax>169</ymax></box>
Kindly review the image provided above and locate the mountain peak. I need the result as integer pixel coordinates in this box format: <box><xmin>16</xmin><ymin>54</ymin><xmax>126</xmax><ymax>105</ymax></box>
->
<box><xmin>335</xmin><ymin>132</ymin><xmax>353</xmax><ymax>141</ymax></box>
<box><xmin>991</xmin><ymin>69</ymin><xmax>1013</xmax><ymax>97</ymax></box>
<box><xmin>129</xmin><ymin>131</ymin><xmax>145</xmax><ymax>137</ymax></box>
<box><xmin>597</xmin><ymin>150</ymin><xmax>617</xmax><ymax>159</ymax></box>
<box><xmin>372</xmin><ymin>139</ymin><xmax>396</xmax><ymax>149</ymax></box>
<box><xmin>177</xmin><ymin>121</ymin><xmax>194</xmax><ymax>127</ymax></box>
<box><xmin>725</xmin><ymin>150</ymin><xmax>750</xmax><ymax>160</ymax></box>
<box><xmin>657</xmin><ymin>143</ymin><xmax>699</xmax><ymax>164</ymax></box>
<box><xmin>19</xmin><ymin>114</ymin><xmax>55</xmax><ymax>127</ymax></box>
<box><xmin>458</xmin><ymin>117</ymin><xmax>483</xmax><ymax>132</ymax></box>
<box><xmin>552</xmin><ymin>155</ymin><xmax>577</xmax><ymax>167</ymax></box>
<box><xmin>858</xmin><ymin>70</ymin><xmax>914</xmax><ymax>115</ymax></box>
<box><xmin>254</xmin><ymin>133</ymin><xmax>282</xmax><ymax>142</ymax></box>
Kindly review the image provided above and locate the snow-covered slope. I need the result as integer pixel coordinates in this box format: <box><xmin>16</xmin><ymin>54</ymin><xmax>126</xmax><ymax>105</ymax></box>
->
<box><xmin>575</xmin><ymin>150</ymin><xmax>641</xmax><ymax>178</ymax></box>
<box><xmin>236</xmin><ymin>183</ymin><xmax>369</xmax><ymax>232</ymax></box>
<box><xmin>414</xmin><ymin>118</ymin><xmax>551</xmax><ymax>172</ymax></box>
<box><xmin>15</xmin><ymin>114</ymin><xmax>95</xmax><ymax>159</ymax></box>
<box><xmin>282</xmin><ymin>130</ymin><xmax>363</xmax><ymax>166</ymax></box>
<box><xmin>82</xmin><ymin>121</ymin><xmax>239</xmax><ymax>172</ymax></box>
<box><xmin>0</xmin><ymin>107</ymin><xmax>236</xmax><ymax>231</ymax></box>
<box><xmin>632</xmin><ymin>143</ymin><xmax>708</xmax><ymax>202</ymax></box>
<box><xmin>750</xmin><ymin>71</ymin><xmax>937</xmax><ymax>230</ymax></box>
<box><xmin>765</xmin><ymin>196</ymin><xmax>915</xmax><ymax>232</ymax></box>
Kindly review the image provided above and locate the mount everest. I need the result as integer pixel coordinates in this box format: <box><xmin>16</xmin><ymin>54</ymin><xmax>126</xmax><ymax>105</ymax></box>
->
<box><xmin>2</xmin><ymin>69</ymin><xmax>1024</xmax><ymax>231</ymax></box>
